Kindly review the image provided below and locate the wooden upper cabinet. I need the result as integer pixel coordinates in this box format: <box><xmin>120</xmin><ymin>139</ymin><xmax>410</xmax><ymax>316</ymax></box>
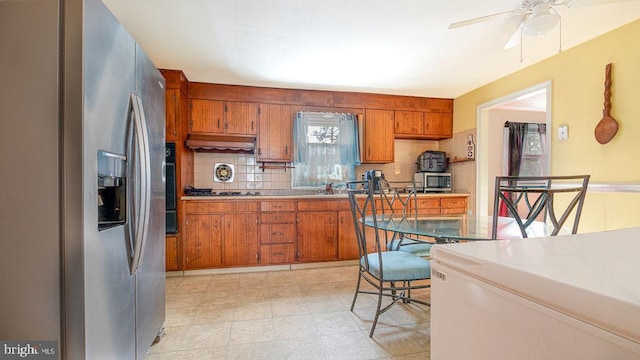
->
<box><xmin>361</xmin><ymin>109</ymin><xmax>394</xmax><ymax>163</ymax></box>
<box><xmin>394</xmin><ymin>110</ymin><xmax>424</xmax><ymax>138</ymax></box>
<box><xmin>395</xmin><ymin>110</ymin><xmax>453</xmax><ymax>139</ymax></box>
<box><xmin>165</xmin><ymin>89</ymin><xmax>179</xmax><ymax>141</ymax></box>
<box><xmin>257</xmin><ymin>104</ymin><xmax>293</xmax><ymax>162</ymax></box>
<box><xmin>189</xmin><ymin>99</ymin><xmax>225</xmax><ymax>134</ymax></box>
<box><xmin>425</xmin><ymin>112</ymin><xmax>453</xmax><ymax>139</ymax></box>
<box><xmin>225</xmin><ymin>101</ymin><xmax>258</xmax><ymax>136</ymax></box>
<box><xmin>426</xmin><ymin>98</ymin><xmax>453</xmax><ymax>113</ymax></box>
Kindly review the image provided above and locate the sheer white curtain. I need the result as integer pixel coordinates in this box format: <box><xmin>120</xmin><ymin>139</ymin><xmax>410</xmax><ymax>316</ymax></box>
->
<box><xmin>292</xmin><ymin>112</ymin><xmax>360</xmax><ymax>188</ymax></box>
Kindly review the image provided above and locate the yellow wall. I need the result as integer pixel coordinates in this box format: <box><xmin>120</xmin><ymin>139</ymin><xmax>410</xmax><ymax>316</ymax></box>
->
<box><xmin>454</xmin><ymin>19</ymin><xmax>640</xmax><ymax>232</ymax></box>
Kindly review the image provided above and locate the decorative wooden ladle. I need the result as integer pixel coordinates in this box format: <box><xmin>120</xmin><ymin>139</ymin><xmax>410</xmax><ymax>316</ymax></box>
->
<box><xmin>594</xmin><ymin>63</ymin><xmax>618</xmax><ymax>144</ymax></box>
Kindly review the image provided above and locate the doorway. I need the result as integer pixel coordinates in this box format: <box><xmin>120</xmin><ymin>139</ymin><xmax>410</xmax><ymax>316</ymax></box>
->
<box><xmin>476</xmin><ymin>81</ymin><xmax>552</xmax><ymax>216</ymax></box>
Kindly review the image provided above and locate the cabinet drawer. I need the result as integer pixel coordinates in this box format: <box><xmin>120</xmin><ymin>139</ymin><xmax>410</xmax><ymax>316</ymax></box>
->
<box><xmin>415</xmin><ymin>198</ymin><xmax>440</xmax><ymax>209</ymax></box>
<box><xmin>185</xmin><ymin>201</ymin><xmax>257</xmax><ymax>214</ymax></box>
<box><xmin>441</xmin><ymin>197</ymin><xmax>467</xmax><ymax>209</ymax></box>
<box><xmin>261</xmin><ymin>224</ymin><xmax>296</xmax><ymax>244</ymax></box>
<box><xmin>260</xmin><ymin>201</ymin><xmax>295</xmax><ymax>212</ymax></box>
<box><xmin>422</xmin><ymin>208</ymin><xmax>441</xmax><ymax>215</ymax></box>
<box><xmin>441</xmin><ymin>207</ymin><xmax>466</xmax><ymax>215</ymax></box>
<box><xmin>233</xmin><ymin>201</ymin><xmax>259</xmax><ymax>212</ymax></box>
<box><xmin>297</xmin><ymin>200</ymin><xmax>341</xmax><ymax>211</ymax></box>
<box><xmin>260</xmin><ymin>212</ymin><xmax>296</xmax><ymax>224</ymax></box>
<box><xmin>185</xmin><ymin>202</ymin><xmax>234</xmax><ymax>214</ymax></box>
<box><xmin>260</xmin><ymin>244</ymin><xmax>295</xmax><ymax>264</ymax></box>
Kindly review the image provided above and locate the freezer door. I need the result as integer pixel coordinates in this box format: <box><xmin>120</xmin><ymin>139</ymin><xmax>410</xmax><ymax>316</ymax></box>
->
<box><xmin>81</xmin><ymin>0</ymin><xmax>137</xmax><ymax>358</ymax></box>
<box><xmin>134</xmin><ymin>43</ymin><xmax>166</xmax><ymax>359</ymax></box>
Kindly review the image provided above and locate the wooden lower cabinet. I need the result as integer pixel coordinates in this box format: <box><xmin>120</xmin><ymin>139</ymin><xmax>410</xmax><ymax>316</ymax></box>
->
<box><xmin>183</xmin><ymin>201</ymin><xmax>259</xmax><ymax>269</ymax></box>
<box><xmin>223</xmin><ymin>213</ymin><xmax>259</xmax><ymax>267</ymax></box>
<box><xmin>415</xmin><ymin>197</ymin><xmax>441</xmax><ymax>215</ymax></box>
<box><xmin>179</xmin><ymin>195</ymin><xmax>468</xmax><ymax>269</ymax></box>
<box><xmin>165</xmin><ymin>235</ymin><xmax>179</xmax><ymax>271</ymax></box>
<box><xmin>185</xmin><ymin>213</ymin><xmax>223</xmax><ymax>269</ymax></box>
<box><xmin>296</xmin><ymin>211</ymin><xmax>338</xmax><ymax>262</ymax></box>
<box><xmin>338</xmin><ymin>210</ymin><xmax>359</xmax><ymax>260</ymax></box>
<box><xmin>259</xmin><ymin>201</ymin><xmax>296</xmax><ymax>265</ymax></box>
<box><xmin>260</xmin><ymin>244</ymin><xmax>296</xmax><ymax>264</ymax></box>
<box><xmin>441</xmin><ymin>197</ymin><xmax>468</xmax><ymax>214</ymax></box>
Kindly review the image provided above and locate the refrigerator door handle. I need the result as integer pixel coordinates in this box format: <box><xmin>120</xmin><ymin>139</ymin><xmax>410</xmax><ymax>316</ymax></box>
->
<box><xmin>127</xmin><ymin>93</ymin><xmax>152</xmax><ymax>275</ymax></box>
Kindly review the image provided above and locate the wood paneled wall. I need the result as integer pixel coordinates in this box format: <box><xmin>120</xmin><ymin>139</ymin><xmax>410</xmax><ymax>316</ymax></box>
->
<box><xmin>187</xmin><ymin>82</ymin><xmax>452</xmax><ymax>113</ymax></box>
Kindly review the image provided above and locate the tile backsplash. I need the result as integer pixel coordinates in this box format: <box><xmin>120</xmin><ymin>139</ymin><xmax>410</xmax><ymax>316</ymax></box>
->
<box><xmin>193</xmin><ymin>139</ymin><xmax>440</xmax><ymax>192</ymax></box>
<box><xmin>440</xmin><ymin>128</ymin><xmax>477</xmax><ymax>214</ymax></box>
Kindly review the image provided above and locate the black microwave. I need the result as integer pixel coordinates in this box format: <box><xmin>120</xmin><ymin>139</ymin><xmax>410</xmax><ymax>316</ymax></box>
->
<box><xmin>414</xmin><ymin>172</ymin><xmax>451</xmax><ymax>192</ymax></box>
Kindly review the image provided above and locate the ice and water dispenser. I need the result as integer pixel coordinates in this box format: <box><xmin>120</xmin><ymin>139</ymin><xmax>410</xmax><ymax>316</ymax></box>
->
<box><xmin>98</xmin><ymin>150</ymin><xmax>127</xmax><ymax>230</ymax></box>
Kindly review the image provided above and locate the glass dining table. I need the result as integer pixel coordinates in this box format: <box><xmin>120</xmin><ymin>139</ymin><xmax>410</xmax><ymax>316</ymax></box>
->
<box><xmin>363</xmin><ymin>214</ymin><xmax>565</xmax><ymax>243</ymax></box>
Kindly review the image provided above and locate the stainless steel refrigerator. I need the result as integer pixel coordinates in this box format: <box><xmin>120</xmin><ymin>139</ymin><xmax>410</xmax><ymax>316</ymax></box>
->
<box><xmin>0</xmin><ymin>0</ymin><xmax>166</xmax><ymax>359</ymax></box>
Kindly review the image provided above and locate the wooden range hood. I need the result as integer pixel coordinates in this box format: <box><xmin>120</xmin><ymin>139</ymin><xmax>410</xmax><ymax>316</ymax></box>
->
<box><xmin>185</xmin><ymin>134</ymin><xmax>255</xmax><ymax>153</ymax></box>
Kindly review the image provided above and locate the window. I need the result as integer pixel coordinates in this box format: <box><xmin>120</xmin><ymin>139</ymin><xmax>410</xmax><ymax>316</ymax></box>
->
<box><xmin>519</xmin><ymin>124</ymin><xmax>547</xmax><ymax>176</ymax></box>
<box><xmin>292</xmin><ymin>112</ymin><xmax>360</xmax><ymax>188</ymax></box>
<box><xmin>503</xmin><ymin>122</ymin><xmax>547</xmax><ymax>177</ymax></box>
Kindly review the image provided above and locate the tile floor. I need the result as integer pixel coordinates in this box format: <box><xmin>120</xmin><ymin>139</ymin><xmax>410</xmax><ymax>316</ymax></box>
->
<box><xmin>145</xmin><ymin>264</ymin><xmax>431</xmax><ymax>360</ymax></box>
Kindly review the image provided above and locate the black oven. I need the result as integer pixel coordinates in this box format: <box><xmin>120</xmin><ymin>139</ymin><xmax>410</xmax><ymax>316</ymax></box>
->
<box><xmin>166</xmin><ymin>142</ymin><xmax>177</xmax><ymax>234</ymax></box>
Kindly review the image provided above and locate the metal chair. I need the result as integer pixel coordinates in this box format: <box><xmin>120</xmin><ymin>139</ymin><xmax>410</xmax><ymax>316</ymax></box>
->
<box><xmin>492</xmin><ymin>175</ymin><xmax>590</xmax><ymax>239</ymax></box>
<box><xmin>374</xmin><ymin>179</ymin><xmax>433</xmax><ymax>257</ymax></box>
<box><xmin>346</xmin><ymin>180</ymin><xmax>431</xmax><ymax>338</ymax></box>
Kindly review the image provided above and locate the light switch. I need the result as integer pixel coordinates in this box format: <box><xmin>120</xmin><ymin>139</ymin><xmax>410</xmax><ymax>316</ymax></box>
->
<box><xmin>558</xmin><ymin>125</ymin><xmax>568</xmax><ymax>140</ymax></box>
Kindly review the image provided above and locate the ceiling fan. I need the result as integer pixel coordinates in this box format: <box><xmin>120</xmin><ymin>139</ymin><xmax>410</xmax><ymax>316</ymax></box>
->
<box><xmin>449</xmin><ymin>0</ymin><xmax>637</xmax><ymax>49</ymax></box>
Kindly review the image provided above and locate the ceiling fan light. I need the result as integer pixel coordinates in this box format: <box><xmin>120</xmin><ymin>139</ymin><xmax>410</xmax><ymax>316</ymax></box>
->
<box><xmin>522</xmin><ymin>12</ymin><xmax>559</xmax><ymax>37</ymax></box>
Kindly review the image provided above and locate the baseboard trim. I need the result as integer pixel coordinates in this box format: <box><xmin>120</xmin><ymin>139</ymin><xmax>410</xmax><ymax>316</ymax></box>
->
<box><xmin>170</xmin><ymin>260</ymin><xmax>359</xmax><ymax>277</ymax></box>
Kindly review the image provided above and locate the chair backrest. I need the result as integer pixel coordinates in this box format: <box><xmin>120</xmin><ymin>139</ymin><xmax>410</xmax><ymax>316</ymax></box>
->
<box><xmin>491</xmin><ymin>175</ymin><xmax>590</xmax><ymax>239</ymax></box>
<box><xmin>374</xmin><ymin>179</ymin><xmax>419</xmax><ymax>220</ymax></box>
<box><xmin>346</xmin><ymin>180</ymin><xmax>383</xmax><ymax>271</ymax></box>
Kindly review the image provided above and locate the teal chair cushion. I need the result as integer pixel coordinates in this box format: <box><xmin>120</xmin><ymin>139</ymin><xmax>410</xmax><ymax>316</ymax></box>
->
<box><xmin>388</xmin><ymin>238</ymin><xmax>433</xmax><ymax>257</ymax></box>
<box><xmin>361</xmin><ymin>251</ymin><xmax>431</xmax><ymax>281</ymax></box>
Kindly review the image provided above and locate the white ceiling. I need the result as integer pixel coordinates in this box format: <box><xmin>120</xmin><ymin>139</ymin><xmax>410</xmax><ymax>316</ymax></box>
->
<box><xmin>102</xmin><ymin>0</ymin><xmax>640</xmax><ymax>98</ymax></box>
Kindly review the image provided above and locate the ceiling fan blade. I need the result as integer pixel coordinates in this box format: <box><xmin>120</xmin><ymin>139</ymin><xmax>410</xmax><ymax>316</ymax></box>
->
<box><xmin>448</xmin><ymin>10</ymin><xmax>516</xmax><ymax>29</ymax></box>
<box><xmin>504</xmin><ymin>16</ymin><xmax>528</xmax><ymax>49</ymax></box>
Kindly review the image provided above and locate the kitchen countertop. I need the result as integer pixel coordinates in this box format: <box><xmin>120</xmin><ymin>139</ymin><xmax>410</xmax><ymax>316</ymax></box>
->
<box><xmin>180</xmin><ymin>192</ymin><xmax>470</xmax><ymax>201</ymax></box>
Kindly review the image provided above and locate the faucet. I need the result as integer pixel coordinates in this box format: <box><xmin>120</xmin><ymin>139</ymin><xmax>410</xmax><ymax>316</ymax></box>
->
<box><xmin>325</xmin><ymin>183</ymin><xmax>334</xmax><ymax>195</ymax></box>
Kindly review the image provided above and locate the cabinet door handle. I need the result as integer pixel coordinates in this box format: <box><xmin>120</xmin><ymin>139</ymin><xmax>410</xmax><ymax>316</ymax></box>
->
<box><xmin>217</xmin><ymin>118</ymin><xmax>220</xmax><ymax>129</ymax></box>
<box><xmin>285</xmin><ymin>146</ymin><xmax>288</xmax><ymax>155</ymax></box>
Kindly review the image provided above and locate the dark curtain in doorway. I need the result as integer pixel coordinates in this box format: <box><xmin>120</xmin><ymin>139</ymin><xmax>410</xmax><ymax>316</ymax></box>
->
<box><xmin>501</xmin><ymin>121</ymin><xmax>547</xmax><ymax>216</ymax></box>
<box><xmin>506</xmin><ymin>121</ymin><xmax>527</xmax><ymax>176</ymax></box>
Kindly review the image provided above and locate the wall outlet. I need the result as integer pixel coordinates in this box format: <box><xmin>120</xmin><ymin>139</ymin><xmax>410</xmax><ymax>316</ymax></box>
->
<box><xmin>558</xmin><ymin>125</ymin><xmax>568</xmax><ymax>140</ymax></box>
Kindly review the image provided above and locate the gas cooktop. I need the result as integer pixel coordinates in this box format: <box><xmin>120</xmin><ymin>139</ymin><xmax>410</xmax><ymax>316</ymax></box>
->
<box><xmin>184</xmin><ymin>187</ymin><xmax>260</xmax><ymax>196</ymax></box>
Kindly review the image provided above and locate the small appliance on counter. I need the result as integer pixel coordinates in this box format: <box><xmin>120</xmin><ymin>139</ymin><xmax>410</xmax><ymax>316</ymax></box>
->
<box><xmin>415</xmin><ymin>150</ymin><xmax>451</xmax><ymax>192</ymax></box>
<box><xmin>417</xmin><ymin>150</ymin><xmax>448</xmax><ymax>173</ymax></box>
<box><xmin>414</xmin><ymin>172</ymin><xmax>452</xmax><ymax>192</ymax></box>
<box><xmin>364</xmin><ymin>170</ymin><xmax>385</xmax><ymax>192</ymax></box>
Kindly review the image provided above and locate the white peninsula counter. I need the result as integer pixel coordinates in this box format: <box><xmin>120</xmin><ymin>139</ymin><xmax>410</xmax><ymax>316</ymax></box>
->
<box><xmin>430</xmin><ymin>227</ymin><xmax>640</xmax><ymax>360</ymax></box>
